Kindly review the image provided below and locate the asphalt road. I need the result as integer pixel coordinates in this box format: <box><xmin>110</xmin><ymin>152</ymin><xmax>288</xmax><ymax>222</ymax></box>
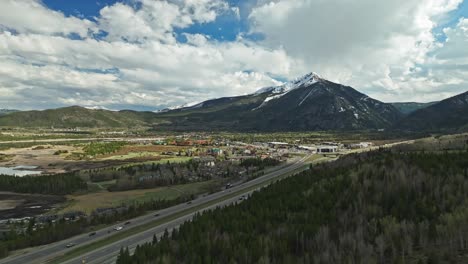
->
<box><xmin>0</xmin><ymin>154</ymin><xmax>311</xmax><ymax>264</ymax></box>
<box><xmin>67</xmin><ymin>194</ymin><xmax>251</xmax><ymax>264</ymax></box>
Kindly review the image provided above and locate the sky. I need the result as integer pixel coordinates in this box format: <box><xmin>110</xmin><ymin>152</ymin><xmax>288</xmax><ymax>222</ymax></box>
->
<box><xmin>0</xmin><ymin>0</ymin><xmax>467</xmax><ymax>111</ymax></box>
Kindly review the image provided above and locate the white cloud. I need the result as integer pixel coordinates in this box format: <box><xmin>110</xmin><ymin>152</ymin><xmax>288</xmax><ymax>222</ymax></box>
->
<box><xmin>0</xmin><ymin>0</ymin><xmax>293</xmax><ymax>110</ymax></box>
<box><xmin>0</xmin><ymin>0</ymin><xmax>467</xmax><ymax>110</ymax></box>
<box><xmin>249</xmin><ymin>0</ymin><xmax>465</xmax><ymax>102</ymax></box>
<box><xmin>0</xmin><ymin>0</ymin><xmax>95</xmax><ymax>37</ymax></box>
<box><xmin>437</xmin><ymin>18</ymin><xmax>468</xmax><ymax>63</ymax></box>
<box><xmin>98</xmin><ymin>0</ymin><xmax>230</xmax><ymax>43</ymax></box>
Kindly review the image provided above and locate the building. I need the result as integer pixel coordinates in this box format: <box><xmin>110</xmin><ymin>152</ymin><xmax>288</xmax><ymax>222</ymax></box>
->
<box><xmin>348</xmin><ymin>142</ymin><xmax>374</xmax><ymax>149</ymax></box>
<box><xmin>317</xmin><ymin>145</ymin><xmax>338</xmax><ymax>153</ymax></box>
<box><xmin>298</xmin><ymin>145</ymin><xmax>317</xmax><ymax>153</ymax></box>
<box><xmin>359</xmin><ymin>142</ymin><xmax>373</xmax><ymax>148</ymax></box>
<box><xmin>268</xmin><ymin>142</ymin><xmax>289</xmax><ymax>148</ymax></box>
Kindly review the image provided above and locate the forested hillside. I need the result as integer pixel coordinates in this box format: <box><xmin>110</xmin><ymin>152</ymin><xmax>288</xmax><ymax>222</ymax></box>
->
<box><xmin>118</xmin><ymin>149</ymin><xmax>468</xmax><ymax>263</ymax></box>
<box><xmin>391</xmin><ymin>102</ymin><xmax>436</xmax><ymax>115</ymax></box>
<box><xmin>396</xmin><ymin>91</ymin><xmax>468</xmax><ymax>132</ymax></box>
<box><xmin>0</xmin><ymin>106</ymin><xmax>161</xmax><ymax>128</ymax></box>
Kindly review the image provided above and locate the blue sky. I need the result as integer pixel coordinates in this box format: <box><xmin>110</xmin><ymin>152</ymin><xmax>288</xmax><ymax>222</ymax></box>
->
<box><xmin>433</xmin><ymin>0</ymin><xmax>468</xmax><ymax>41</ymax></box>
<box><xmin>0</xmin><ymin>0</ymin><xmax>467</xmax><ymax>110</ymax></box>
<box><xmin>43</xmin><ymin>0</ymin><xmax>252</xmax><ymax>42</ymax></box>
<box><xmin>42</xmin><ymin>0</ymin><xmax>468</xmax><ymax>43</ymax></box>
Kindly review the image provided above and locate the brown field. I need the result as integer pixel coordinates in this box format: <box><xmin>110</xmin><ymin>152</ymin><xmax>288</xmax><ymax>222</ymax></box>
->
<box><xmin>0</xmin><ymin>192</ymin><xmax>65</xmax><ymax>220</ymax></box>
<box><xmin>60</xmin><ymin>181</ymin><xmax>216</xmax><ymax>214</ymax></box>
<box><xmin>0</xmin><ymin>145</ymin><xmax>82</xmax><ymax>174</ymax></box>
<box><xmin>0</xmin><ymin>144</ymin><xmax>187</xmax><ymax>174</ymax></box>
<box><xmin>0</xmin><ymin>199</ymin><xmax>24</xmax><ymax>210</ymax></box>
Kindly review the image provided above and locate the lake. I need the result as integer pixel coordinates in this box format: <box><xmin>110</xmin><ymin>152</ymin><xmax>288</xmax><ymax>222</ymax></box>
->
<box><xmin>0</xmin><ymin>166</ymin><xmax>42</xmax><ymax>176</ymax></box>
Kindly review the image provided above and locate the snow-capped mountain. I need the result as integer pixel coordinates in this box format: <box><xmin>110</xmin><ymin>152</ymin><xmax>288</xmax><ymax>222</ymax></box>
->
<box><xmin>254</xmin><ymin>72</ymin><xmax>323</xmax><ymax>95</ymax></box>
<box><xmin>155</xmin><ymin>72</ymin><xmax>403</xmax><ymax>131</ymax></box>
<box><xmin>84</xmin><ymin>106</ymin><xmax>117</xmax><ymax>111</ymax></box>
<box><xmin>155</xmin><ymin>101</ymin><xmax>204</xmax><ymax>113</ymax></box>
<box><xmin>253</xmin><ymin>72</ymin><xmax>324</xmax><ymax>109</ymax></box>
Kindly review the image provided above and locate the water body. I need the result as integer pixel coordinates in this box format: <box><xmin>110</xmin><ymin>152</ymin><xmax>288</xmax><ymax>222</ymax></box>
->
<box><xmin>0</xmin><ymin>166</ymin><xmax>42</xmax><ymax>176</ymax></box>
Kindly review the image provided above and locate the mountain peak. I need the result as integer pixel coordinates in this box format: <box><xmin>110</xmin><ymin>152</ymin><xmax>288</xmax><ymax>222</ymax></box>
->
<box><xmin>254</xmin><ymin>72</ymin><xmax>325</xmax><ymax>95</ymax></box>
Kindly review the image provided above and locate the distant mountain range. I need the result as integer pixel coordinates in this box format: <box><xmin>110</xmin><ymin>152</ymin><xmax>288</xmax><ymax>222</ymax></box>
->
<box><xmin>0</xmin><ymin>109</ymin><xmax>18</xmax><ymax>116</ymax></box>
<box><xmin>390</xmin><ymin>102</ymin><xmax>438</xmax><ymax>115</ymax></box>
<box><xmin>0</xmin><ymin>106</ymin><xmax>163</xmax><ymax>128</ymax></box>
<box><xmin>0</xmin><ymin>73</ymin><xmax>466</xmax><ymax>132</ymax></box>
<box><xmin>395</xmin><ymin>91</ymin><xmax>468</xmax><ymax>132</ymax></box>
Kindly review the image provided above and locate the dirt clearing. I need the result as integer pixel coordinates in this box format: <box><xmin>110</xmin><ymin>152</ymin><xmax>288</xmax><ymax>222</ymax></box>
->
<box><xmin>0</xmin><ymin>192</ymin><xmax>66</xmax><ymax>220</ymax></box>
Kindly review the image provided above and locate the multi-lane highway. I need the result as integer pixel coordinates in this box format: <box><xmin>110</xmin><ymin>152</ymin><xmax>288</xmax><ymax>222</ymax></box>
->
<box><xmin>66</xmin><ymin>192</ymin><xmax>256</xmax><ymax>264</ymax></box>
<box><xmin>0</xmin><ymin>154</ymin><xmax>311</xmax><ymax>264</ymax></box>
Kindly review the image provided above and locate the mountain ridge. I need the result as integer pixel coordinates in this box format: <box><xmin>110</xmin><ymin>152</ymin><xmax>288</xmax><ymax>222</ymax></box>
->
<box><xmin>2</xmin><ymin>72</ymin><xmax>465</xmax><ymax>132</ymax></box>
<box><xmin>396</xmin><ymin>91</ymin><xmax>468</xmax><ymax>132</ymax></box>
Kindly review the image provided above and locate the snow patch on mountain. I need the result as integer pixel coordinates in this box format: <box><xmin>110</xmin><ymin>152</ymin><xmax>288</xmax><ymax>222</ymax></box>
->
<box><xmin>253</xmin><ymin>72</ymin><xmax>324</xmax><ymax>109</ymax></box>
<box><xmin>84</xmin><ymin>106</ymin><xmax>117</xmax><ymax>111</ymax></box>
<box><xmin>254</xmin><ymin>72</ymin><xmax>323</xmax><ymax>96</ymax></box>
<box><xmin>252</xmin><ymin>94</ymin><xmax>284</xmax><ymax>110</ymax></box>
<box><xmin>156</xmin><ymin>101</ymin><xmax>204</xmax><ymax>113</ymax></box>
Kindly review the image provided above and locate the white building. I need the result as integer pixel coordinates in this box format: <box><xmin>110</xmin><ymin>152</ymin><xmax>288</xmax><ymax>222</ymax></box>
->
<box><xmin>317</xmin><ymin>145</ymin><xmax>338</xmax><ymax>153</ymax></box>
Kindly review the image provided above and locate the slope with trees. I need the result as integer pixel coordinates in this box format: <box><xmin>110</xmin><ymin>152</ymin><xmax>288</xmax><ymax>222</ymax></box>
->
<box><xmin>396</xmin><ymin>91</ymin><xmax>468</xmax><ymax>132</ymax></box>
<box><xmin>118</xmin><ymin>149</ymin><xmax>468</xmax><ymax>263</ymax></box>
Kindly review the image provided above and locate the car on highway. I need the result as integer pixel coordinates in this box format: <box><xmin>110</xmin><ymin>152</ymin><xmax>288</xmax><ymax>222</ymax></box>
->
<box><xmin>124</xmin><ymin>221</ymin><xmax>131</xmax><ymax>225</ymax></box>
<box><xmin>154</xmin><ymin>213</ymin><xmax>160</xmax><ymax>217</ymax></box>
<box><xmin>187</xmin><ymin>201</ymin><xmax>192</xmax><ymax>204</ymax></box>
<box><xmin>114</xmin><ymin>226</ymin><xmax>123</xmax><ymax>231</ymax></box>
<box><xmin>88</xmin><ymin>232</ymin><xmax>96</xmax><ymax>236</ymax></box>
<box><xmin>65</xmin><ymin>243</ymin><xmax>76</xmax><ymax>248</ymax></box>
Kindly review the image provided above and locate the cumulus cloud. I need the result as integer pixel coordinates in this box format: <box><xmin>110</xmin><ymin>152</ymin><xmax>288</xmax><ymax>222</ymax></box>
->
<box><xmin>0</xmin><ymin>0</ymin><xmax>95</xmax><ymax>37</ymax></box>
<box><xmin>0</xmin><ymin>0</ymin><xmax>466</xmax><ymax>110</ymax></box>
<box><xmin>98</xmin><ymin>0</ymin><xmax>230</xmax><ymax>43</ymax></box>
<box><xmin>0</xmin><ymin>0</ymin><xmax>294</xmax><ymax>110</ymax></box>
<box><xmin>249</xmin><ymin>0</ymin><xmax>465</xmax><ymax>102</ymax></box>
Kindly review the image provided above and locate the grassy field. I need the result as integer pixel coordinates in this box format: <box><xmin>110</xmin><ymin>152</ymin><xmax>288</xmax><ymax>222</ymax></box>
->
<box><xmin>60</xmin><ymin>180</ymin><xmax>216</xmax><ymax>214</ymax></box>
<box><xmin>113</xmin><ymin>156</ymin><xmax>193</xmax><ymax>168</ymax></box>
<box><xmin>100</xmin><ymin>151</ymin><xmax>160</xmax><ymax>160</ymax></box>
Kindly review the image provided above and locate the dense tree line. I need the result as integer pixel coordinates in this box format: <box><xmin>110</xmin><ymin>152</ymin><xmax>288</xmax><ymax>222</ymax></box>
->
<box><xmin>84</xmin><ymin>158</ymin><xmax>278</xmax><ymax>192</ymax></box>
<box><xmin>0</xmin><ymin>196</ymin><xmax>192</xmax><ymax>259</ymax></box>
<box><xmin>118</xmin><ymin>149</ymin><xmax>468</xmax><ymax>263</ymax></box>
<box><xmin>0</xmin><ymin>173</ymin><xmax>87</xmax><ymax>195</ymax></box>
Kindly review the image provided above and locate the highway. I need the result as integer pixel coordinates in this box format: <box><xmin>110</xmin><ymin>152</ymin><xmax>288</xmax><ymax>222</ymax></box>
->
<box><xmin>66</xmin><ymin>193</ymin><xmax>252</xmax><ymax>264</ymax></box>
<box><xmin>0</xmin><ymin>154</ymin><xmax>311</xmax><ymax>264</ymax></box>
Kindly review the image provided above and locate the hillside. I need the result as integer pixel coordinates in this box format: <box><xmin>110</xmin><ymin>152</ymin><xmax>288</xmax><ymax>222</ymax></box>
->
<box><xmin>391</xmin><ymin>102</ymin><xmax>437</xmax><ymax>115</ymax></box>
<box><xmin>118</xmin><ymin>150</ymin><xmax>468</xmax><ymax>263</ymax></box>
<box><xmin>396</xmin><ymin>91</ymin><xmax>468</xmax><ymax>131</ymax></box>
<box><xmin>156</xmin><ymin>73</ymin><xmax>403</xmax><ymax>131</ymax></box>
<box><xmin>0</xmin><ymin>106</ymin><xmax>161</xmax><ymax>128</ymax></box>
